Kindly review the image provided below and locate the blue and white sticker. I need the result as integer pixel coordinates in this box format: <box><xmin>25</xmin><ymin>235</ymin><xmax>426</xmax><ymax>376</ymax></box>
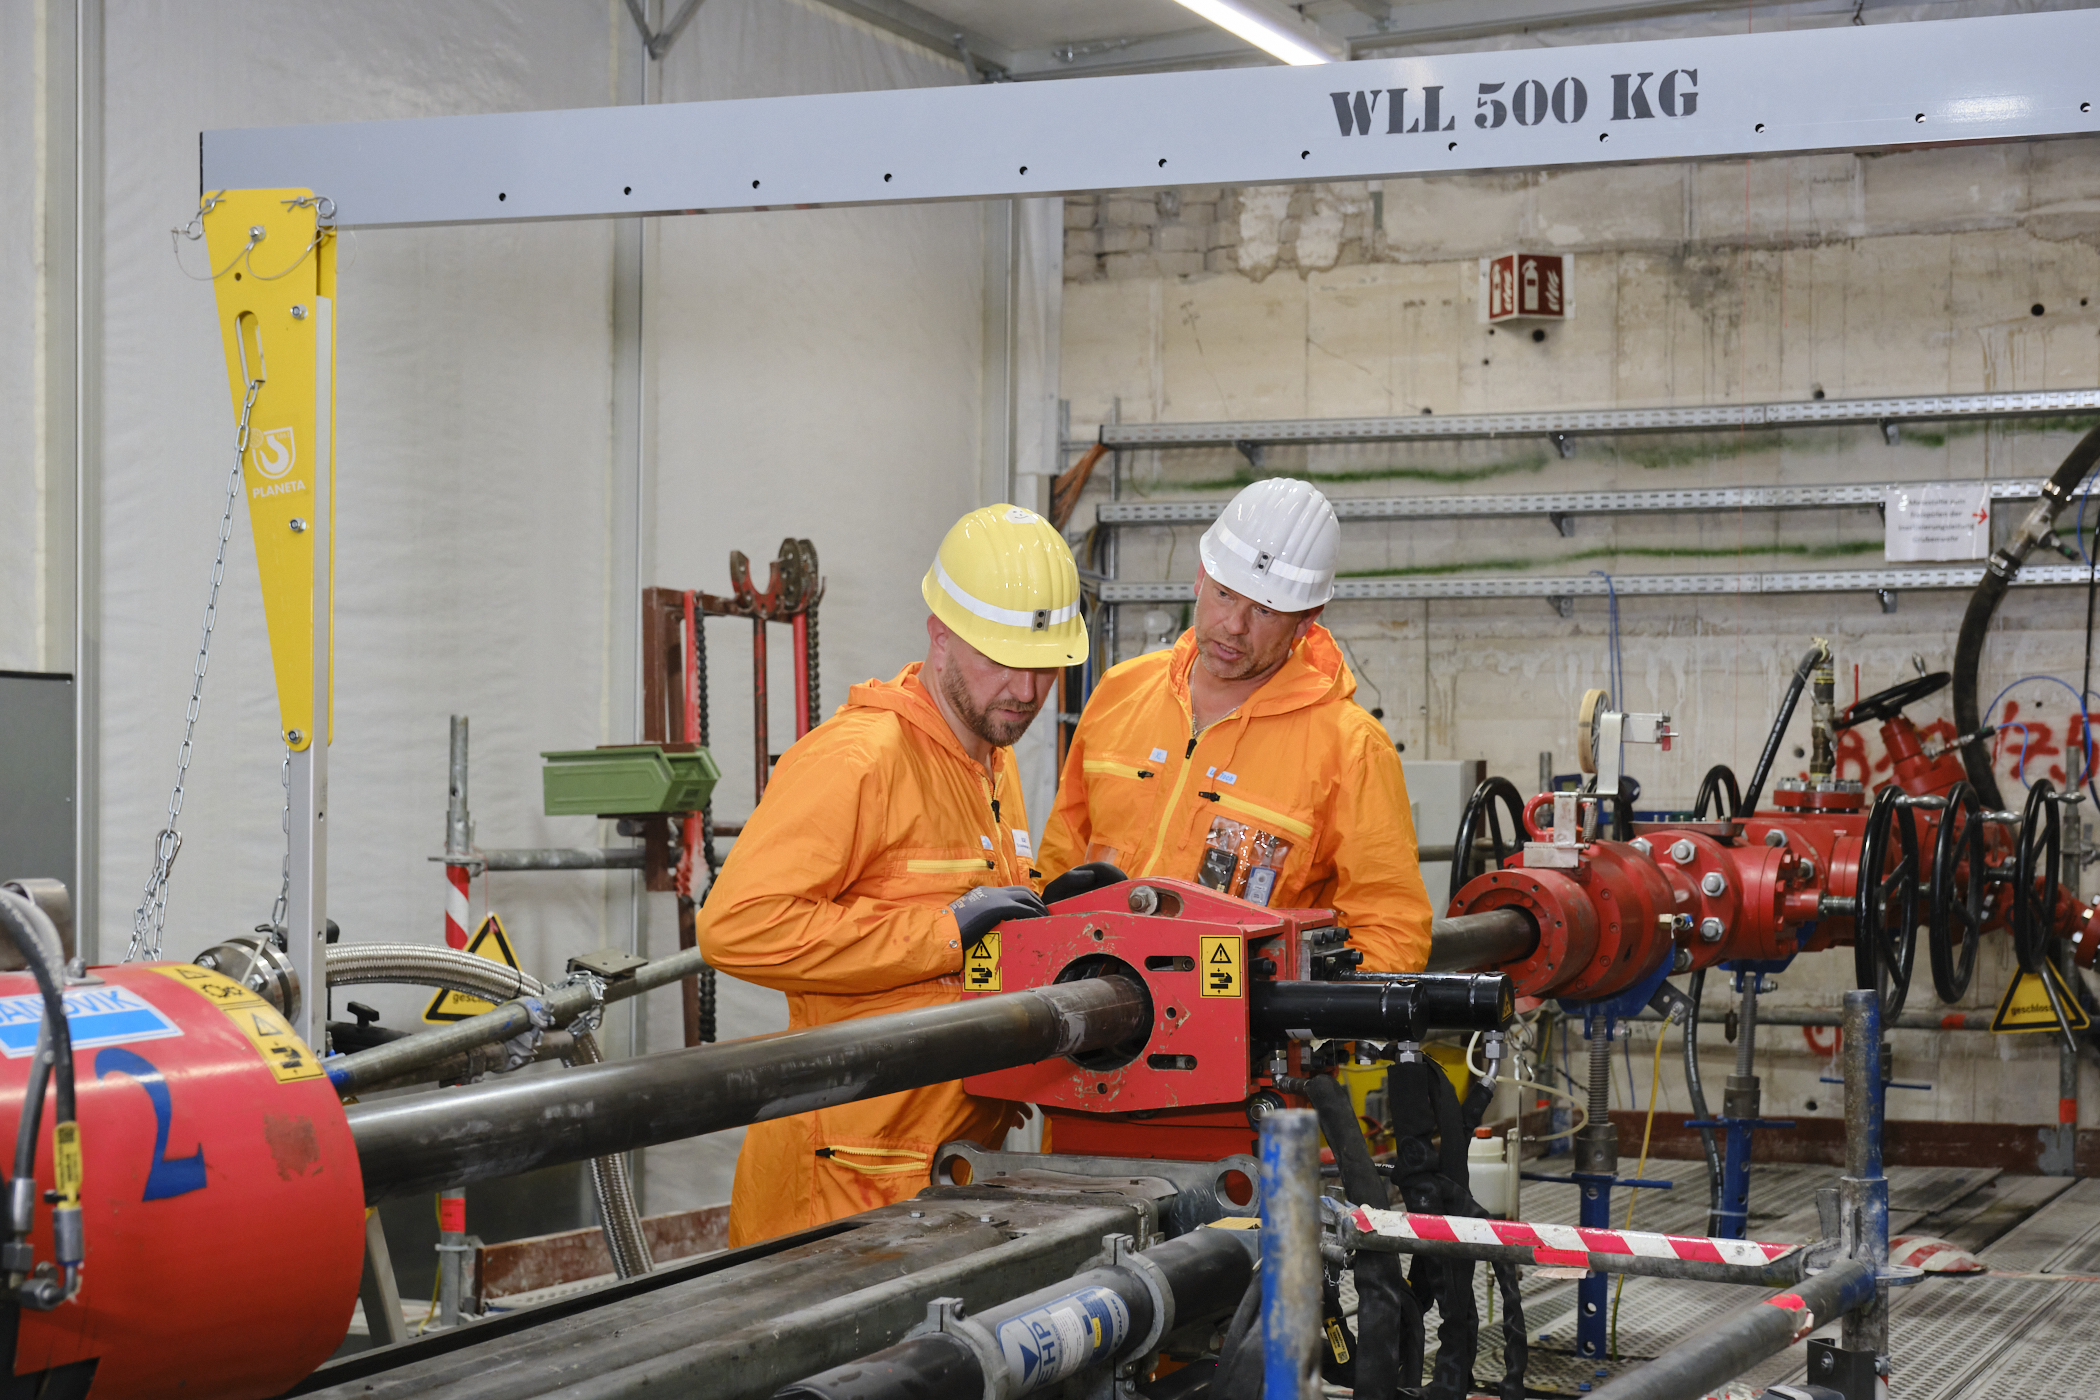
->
<box><xmin>995</xmin><ymin>1285</ymin><xmax>1130</xmax><ymax>1389</ymax></box>
<box><xmin>1012</xmin><ymin>827</ymin><xmax>1033</xmax><ymax>859</ymax></box>
<box><xmin>0</xmin><ymin>986</ymin><xmax>183</xmax><ymax>1058</ymax></box>
<box><xmin>1149</xmin><ymin>748</ymin><xmax>1169</xmax><ymax>764</ymax></box>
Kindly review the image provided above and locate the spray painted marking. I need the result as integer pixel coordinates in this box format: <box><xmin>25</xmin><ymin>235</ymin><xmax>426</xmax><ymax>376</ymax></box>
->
<box><xmin>0</xmin><ymin>986</ymin><xmax>183</xmax><ymax>1057</ymax></box>
<box><xmin>995</xmin><ymin>1285</ymin><xmax>1129</xmax><ymax>1389</ymax></box>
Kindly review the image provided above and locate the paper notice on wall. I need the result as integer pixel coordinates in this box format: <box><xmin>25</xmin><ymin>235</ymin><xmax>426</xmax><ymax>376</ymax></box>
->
<box><xmin>1885</xmin><ymin>483</ymin><xmax>1991</xmax><ymax>561</ymax></box>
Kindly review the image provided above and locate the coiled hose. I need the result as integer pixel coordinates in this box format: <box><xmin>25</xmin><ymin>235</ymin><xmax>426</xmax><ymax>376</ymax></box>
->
<box><xmin>1954</xmin><ymin>424</ymin><xmax>2100</xmax><ymax>810</ymax></box>
<box><xmin>325</xmin><ymin>943</ymin><xmax>653</xmax><ymax>1279</ymax></box>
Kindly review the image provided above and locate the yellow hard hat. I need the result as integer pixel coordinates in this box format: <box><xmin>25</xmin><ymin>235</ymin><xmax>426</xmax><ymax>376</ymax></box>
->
<box><xmin>921</xmin><ymin>505</ymin><xmax>1090</xmax><ymax>668</ymax></box>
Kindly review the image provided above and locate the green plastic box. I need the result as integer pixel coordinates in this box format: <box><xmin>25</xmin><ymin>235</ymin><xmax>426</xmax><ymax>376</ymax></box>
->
<box><xmin>540</xmin><ymin>745</ymin><xmax>721</xmax><ymax>817</ymax></box>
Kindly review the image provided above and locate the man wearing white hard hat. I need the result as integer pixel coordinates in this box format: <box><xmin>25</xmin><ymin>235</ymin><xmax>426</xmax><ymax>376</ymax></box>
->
<box><xmin>1040</xmin><ymin>478</ymin><xmax>1433</xmax><ymax>973</ymax></box>
<box><xmin>701</xmin><ymin>504</ymin><xmax>1089</xmax><ymax>1246</ymax></box>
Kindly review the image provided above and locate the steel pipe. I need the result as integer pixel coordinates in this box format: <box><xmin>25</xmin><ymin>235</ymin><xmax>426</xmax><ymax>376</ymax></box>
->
<box><xmin>1632</xmin><ymin>1005</ymin><xmax>1997</xmax><ymax>1031</ymax></box>
<box><xmin>347</xmin><ymin>976</ymin><xmax>1148</xmax><ymax>1203</ymax></box>
<box><xmin>1260</xmin><ymin>1109</ymin><xmax>1321</xmax><ymax>1400</ymax></box>
<box><xmin>466</xmin><ymin>847</ymin><xmax>646</xmax><ymax>871</ymax></box>
<box><xmin>1595</xmin><ymin>1260</ymin><xmax>1875</xmax><ymax>1400</ymax></box>
<box><xmin>1344</xmin><ymin>1209</ymin><xmax>1805</xmax><ymax>1289</ymax></box>
<box><xmin>1424</xmin><ymin>909</ymin><xmax>1538</xmax><ymax>972</ymax></box>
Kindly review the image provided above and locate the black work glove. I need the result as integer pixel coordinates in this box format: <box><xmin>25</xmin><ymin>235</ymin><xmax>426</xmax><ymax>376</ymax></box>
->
<box><xmin>947</xmin><ymin>885</ymin><xmax>1049</xmax><ymax>943</ymax></box>
<box><xmin>1041</xmin><ymin>861</ymin><xmax>1129</xmax><ymax>905</ymax></box>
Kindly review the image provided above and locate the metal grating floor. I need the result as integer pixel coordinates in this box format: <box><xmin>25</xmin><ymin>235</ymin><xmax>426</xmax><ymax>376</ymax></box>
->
<box><xmin>1372</xmin><ymin>1155</ymin><xmax>2100</xmax><ymax>1398</ymax></box>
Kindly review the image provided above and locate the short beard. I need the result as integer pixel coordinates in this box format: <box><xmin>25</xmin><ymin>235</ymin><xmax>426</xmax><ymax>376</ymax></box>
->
<box><xmin>940</xmin><ymin>660</ymin><xmax>1040</xmax><ymax>748</ymax></box>
<box><xmin>1195</xmin><ymin>631</ymin><xmax>1289</xmax><ymax>684</ymax></box>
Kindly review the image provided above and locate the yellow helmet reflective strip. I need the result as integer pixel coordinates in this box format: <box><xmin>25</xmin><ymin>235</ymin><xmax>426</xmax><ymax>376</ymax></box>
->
<box><xmin>933</xmin><ymin>559</ymin><xmax>1079</xmax><ymax>632</ymax></box>
<box><xmin>1208</xmin><ymin>521</ymin><xmax>1326</xmax><ymax>585</ymax></box>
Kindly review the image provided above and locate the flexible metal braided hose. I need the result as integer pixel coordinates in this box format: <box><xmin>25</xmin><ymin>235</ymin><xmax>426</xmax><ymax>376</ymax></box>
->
<box><xmin>326</xmin><ymin>944</ymin><xmax>653</xmax><ymax>1279</ymax></box>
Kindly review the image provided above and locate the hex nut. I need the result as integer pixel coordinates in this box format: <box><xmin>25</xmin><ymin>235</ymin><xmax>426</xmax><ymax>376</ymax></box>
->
<box><xmin>1669</xmin><ymin>839</ymin><xmax>1696</xmax><ymax>864</ymax></box>
<box><xmin>1700</xmin><ymin>917</ymin><xmax>1725</xmax><ymax>942</ymax></box>
<box><xmin>1701</xmin><ymin>871</ymin><xmax>1727</xmax><ymax>897</ymax></box>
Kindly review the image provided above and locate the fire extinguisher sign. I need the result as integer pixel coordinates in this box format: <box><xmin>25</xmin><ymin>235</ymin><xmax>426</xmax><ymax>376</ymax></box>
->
<box><xmin>1482</xmin><ymin>253</ymin><xmax>1569</xmax><ymax>322</ymax></box>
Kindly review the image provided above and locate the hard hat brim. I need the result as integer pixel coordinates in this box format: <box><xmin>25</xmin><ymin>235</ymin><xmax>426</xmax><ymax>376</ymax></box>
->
<box><xmin>923</xmin><ymin>577</ymin><xmax>1090</xmax><ymax>669</ymax></box>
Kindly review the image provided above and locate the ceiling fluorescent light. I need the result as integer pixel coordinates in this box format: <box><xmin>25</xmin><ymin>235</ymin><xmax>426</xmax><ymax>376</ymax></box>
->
<box><xmin>1169</xmin><ymin>0</ymin><xmax>1342</xmax><ymax>66</ymax></box>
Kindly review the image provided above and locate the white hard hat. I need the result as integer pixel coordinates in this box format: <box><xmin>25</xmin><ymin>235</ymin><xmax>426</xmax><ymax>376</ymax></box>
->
<box><xmin>1197</xmin><ymin>478</ymin><xmax>1339</xmax><ymax>611</ymax></box>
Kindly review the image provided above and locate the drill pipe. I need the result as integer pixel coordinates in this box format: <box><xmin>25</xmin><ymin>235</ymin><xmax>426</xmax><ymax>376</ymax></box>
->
<box><xmin>1423</xmin><ymin>908</ymin><xmax>1538</xmax><ymax>973</ymax></box>
<box><xmin>347</xmin><ymin>976</ymin><xmax>1147</xmax><ymax>1203</ymax></box>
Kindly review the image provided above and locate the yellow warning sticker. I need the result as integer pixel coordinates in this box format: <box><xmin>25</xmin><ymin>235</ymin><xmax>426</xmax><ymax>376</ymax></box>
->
<box><xmin>1991</xmin><ymin>960</ymin><xmax>2090</xmax><ymax>1034</ymax></box>
<box><xmin>1200</xmin><ymin>935</ymin><xmax>1243</xmax><ymax>998</ymax></box>
<box><xmin>425</xmin><ymin>914</ymin><xmax>526</xmax><ymax>1023</ymax></box>
<box><xmin>964</xmin><ymin>932</ymin><xmax>1001</xmax><ymax>993</ymax></box>
<box><xmin>150</xmin><ymin>964</ymin><xmax>326</xmax><ymax>1083</ymax></box>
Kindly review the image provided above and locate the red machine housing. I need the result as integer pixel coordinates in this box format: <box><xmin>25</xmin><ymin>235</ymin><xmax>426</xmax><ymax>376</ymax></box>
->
<box><xmin>964</xmin><ymin>880</ymin><xmax>1331</xmax><ymax>1164</ymax></box>
<box><xmin>0</xmin><ymin>963</ymin><xmax>365</xmax><ymax>1398</ymax></box>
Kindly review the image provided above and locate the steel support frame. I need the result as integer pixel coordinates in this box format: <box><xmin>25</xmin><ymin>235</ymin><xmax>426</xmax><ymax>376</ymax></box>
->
<box><xmin>201</xmin><ymin>13</ymin><xmax>2100</xmax><ymax>228</ymax></box>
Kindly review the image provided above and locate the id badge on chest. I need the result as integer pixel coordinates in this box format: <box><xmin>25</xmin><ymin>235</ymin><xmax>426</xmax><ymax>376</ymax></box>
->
<box><xmin>1195</xmin><ymin>817</ymin><xmax>1292</xmax><ymax>906</ymax></box>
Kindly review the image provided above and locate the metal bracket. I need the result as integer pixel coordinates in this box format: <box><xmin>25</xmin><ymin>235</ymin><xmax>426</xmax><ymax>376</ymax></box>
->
<box><xmin>910</xmin><ymin>1296</ymin><xmax>1012</xmax><ymax>1400</ymax></box>
<box><xmin>1233</xmin><ymin>439</ymin><xmax>1264</xmax><ymax>469</ymax></box>
<box><xmin>1100</xmin><ymin>1233</ymin><xmax>1176</xmax><ymax>1367</ymax></box>
<box><xmin>1875</xmin><ymin>588</ymin><xmax>1898</xmax><ymax>614</ymax></box>
<box><xmin>1551</xmin><ymin>432</ymin><xmax>1577</xmax><ymax>460</ymax></box>
<box><xmin>1548</xmin><ymin>510</ymin><xmax>1576</xmax><ymax>536</ymax></box>
<box><xmin>1879</xmin><ymin>418</ymin><xmax>1900</xmax><ymax>446</ymax></box>
<box><xmin>623</xmin><ymin>0</ymin><xmax>708</xmax><ymax>60</ymax></box>
<box><xmin>567</xmin><ymin>948</ymin><xmax>649</xmax><ymax>982</ymax></box>
<box><xmin>1547</xmin><ymin>595</ymin><xmax>1574</xmax><ymax>619</ymax></box>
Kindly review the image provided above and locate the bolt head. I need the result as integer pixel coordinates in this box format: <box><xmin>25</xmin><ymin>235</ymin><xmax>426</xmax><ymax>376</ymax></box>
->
<box><xmin>1631</xmin><ymin>837</ymin><xmax>1653</xmax><ymax>857</ymax></box>
<box><xmin>286</xmin><ymin>729</ymin><xmax>305</xmax><ymax>745</ymax></box>
<box><xmin>288</xmin><ymin>517</ymin><xmax>308</xmax><ymax>533</ymax></box>
<box><xmin>290</xmin><ymin>304</ymin><xmax>307</xmax><ymax>320</ymax></box>
<box><xmin>1701</xmin><ymin>871</ymin><xmax>1727</xmax><ymax>897</ymax></box>
<box><xmin>1669</xmin><ymin>839</ymin><xmax>1696</xmax><ymax>864</ymax></box>
<box><xmin>1700</xmin><ymin>917</ymin><xmax>1725</xmax><ymax>942</ymax></box>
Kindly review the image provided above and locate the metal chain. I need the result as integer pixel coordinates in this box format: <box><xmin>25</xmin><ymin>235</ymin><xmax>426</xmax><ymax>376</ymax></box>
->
<box><xmin>127</xmin><ymin>375</ymin><xmax>264</xmax><ymax>961</ymax></box>
<box><xmin>269</xmin><ymin>746</ymin><xmax>292</xmax><ymax>934</ymax></box>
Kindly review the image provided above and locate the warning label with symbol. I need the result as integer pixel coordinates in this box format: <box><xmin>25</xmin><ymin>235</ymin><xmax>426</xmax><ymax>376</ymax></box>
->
<box><xmin>1991</xmin><ymin>960</ymin><xmax>2090</xmax><ymax>1034</ymax></box>
<box><xmin>150</xmin><ymin>964</ymin><xmax>326</xmax><ymax>1084</ymax></box>
<box><xmin>964</xmin><ymin>933</ymin><xmax>1001</xmax><ymax>992</ymax></box>
<box><xmin>425</xmin><ymin>914</ymin><xmax>526</xmax><ymax>1022</ymax></box>
<box><xmin>1199</xmin><ymin>935</ymin><xmax>1243</xmax><ymax>998</ymax></box>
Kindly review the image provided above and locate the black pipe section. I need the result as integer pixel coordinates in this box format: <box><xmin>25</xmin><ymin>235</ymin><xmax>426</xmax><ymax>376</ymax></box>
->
<box><xmin>777</xmin><ymin>1228</ymin><xmax>1255</xmax><ymax>1400</ymax></box>
<box><xmin>1249</xmin><ymin>974</ymin><xmax>1513</xmax><ymax>1043</ymax></box>
<box><xmin>349</xmin><ymin>976</ymin><xmax>1147</xmax><ymax>1204</ymax></box>
<box><xmin>1954</xmin><ymin>425</ymin><xmax>2100</xmax><ymax>810</ymax></box>
<box><xmin>1424</xmin><ymin>909</ymin><xmax>1538</xmax><ymax>972</ymax></box>
<box><xmin>1595</xmin><ymin>1260</ymin><xmax>1875</xmax><ymax>1400</ymax></box>
<box><xmin>1740</xmin><ymin>643</ymin><xmax>1830</xmax><ymax>818</ymax></box>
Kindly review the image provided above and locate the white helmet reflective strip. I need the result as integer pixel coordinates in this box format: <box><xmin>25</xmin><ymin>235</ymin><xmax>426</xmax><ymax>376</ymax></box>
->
<box><xmin>1208</xmin><ymin>521</ymin><xmax>1326</xmax><ymax>585</ymax></box>
<box><xmin>934</xmin><ymin>559</ymin><xmax>1080</xmax><ymax>631</ymax></box>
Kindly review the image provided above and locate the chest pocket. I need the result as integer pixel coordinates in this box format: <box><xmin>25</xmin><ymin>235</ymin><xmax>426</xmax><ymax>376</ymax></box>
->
<box><xmin>862</xmin><ymin>845</ymin><xmax>998</xmax><ymax>902</ymax></box>
<box><xmin>1192</xmin><ymin>787</ymin><xmax>1317</xmax><ymax>907</ymax></box>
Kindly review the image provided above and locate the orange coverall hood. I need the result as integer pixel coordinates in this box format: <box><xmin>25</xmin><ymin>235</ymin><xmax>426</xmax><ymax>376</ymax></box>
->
<box><xmin>1041</xmin><ymin>622</ymin><xmax>1433</xmax><ymax>973</ymax></box>
<box><xmin>699</xmin><ymin>662</ymin><xmax>1032</xmax><ymax>1248</ymax></box>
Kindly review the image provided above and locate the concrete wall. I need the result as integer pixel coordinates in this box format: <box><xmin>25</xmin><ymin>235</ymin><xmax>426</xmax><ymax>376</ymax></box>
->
<box><xmin>1056</xmin><ymin>134</ymin><xmax>2100</xmax><ymax>1138</ymax></box>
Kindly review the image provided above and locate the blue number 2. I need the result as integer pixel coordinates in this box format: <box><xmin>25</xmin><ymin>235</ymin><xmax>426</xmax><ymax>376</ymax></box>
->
<box><xmin>95</xmin><ymin>1047</ymin><xmax>207</xmax><ymax>1200</ymax></box>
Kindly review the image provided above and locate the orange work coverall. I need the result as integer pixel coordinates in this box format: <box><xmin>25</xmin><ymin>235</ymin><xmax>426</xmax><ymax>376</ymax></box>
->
<box><xmin>699</xmin><ymin>664</ymin><xmax>1030</xmax><ymax>1247</ymax></box>
<box><xmin>1041</xmin><ymin>625</ymin><xmax>1433</xmax><ymax>973</ymax></box>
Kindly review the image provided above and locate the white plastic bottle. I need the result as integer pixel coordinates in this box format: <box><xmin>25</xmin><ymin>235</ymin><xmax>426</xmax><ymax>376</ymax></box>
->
<box><xmin>1467</xmin><ymin>1127</ymin><xmax>1521</xmax><ymax>1219</ymax></box>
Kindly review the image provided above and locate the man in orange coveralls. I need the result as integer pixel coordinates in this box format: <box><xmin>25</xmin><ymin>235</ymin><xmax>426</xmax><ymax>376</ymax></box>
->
<box><xmin>1041</xmin><ymin>477</ymin><xmax>1433</xmax><ymax>975</ymax></box>
<box><xmin>700</xmin><ymin>504</ymin><xmax>1090</xmax><ymax>1246</ymax></box>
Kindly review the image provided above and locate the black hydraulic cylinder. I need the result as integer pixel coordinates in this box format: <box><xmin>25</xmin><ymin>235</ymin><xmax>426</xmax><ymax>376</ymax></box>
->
<box><xmin>348</xmin><ymin>977</ymin><xmax>1148</xmax><ymax>1204</ymax></box>
<box><xmin>1250</xmin><ymin>973</ymin><xmax>1513</xmax><ymax>1043</ymax></box>
<box><xmin>778</xmin><ymin>1227</ymin><xmax>1255</xmax><ymax>1400</ymax></box>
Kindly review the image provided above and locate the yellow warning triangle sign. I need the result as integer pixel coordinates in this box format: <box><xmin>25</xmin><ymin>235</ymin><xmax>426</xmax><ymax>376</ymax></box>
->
<box><xmin>423</xmin><ymin>913</ymin><xmax>525</xmax><ymax>1023</ymax></box>
<box><xmin>1990</xmin><ymin>958</ymin><xmax>2090</xmax><ymax>1034</ymax></box>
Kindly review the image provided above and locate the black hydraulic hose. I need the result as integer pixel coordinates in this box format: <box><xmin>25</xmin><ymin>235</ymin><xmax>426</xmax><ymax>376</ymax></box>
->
<box><xmin>1305</xmin><ymin>1075</ymin><xmax>1407</xmax><ymax>1400</ymax></box>
<box><xmin>1954</xmin><ymin>424</ymin><xmax>2100</xmax><ymax>810</ymax></box>
<box><xmin>0</xmin><ymin>893</ymin><xmax>75</xmax><ymax>1182</ymax></box>
<box><xmin>1740</xmin><ymin>644</ymin><xmax>1829</xmax><ymax>818</ymax></box>
<box><xmin>1679</xmin><ymin>970</ymin><xmax>1724</xmax><ymax>1237</ymax></box>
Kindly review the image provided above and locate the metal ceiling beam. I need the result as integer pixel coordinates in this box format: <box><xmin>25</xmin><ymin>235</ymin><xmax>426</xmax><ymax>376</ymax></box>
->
<box><xmin>200</xmin><ymin>11</ymin><xmax>2100</xmax><ymax>229</ymax></box>
<box><xmin>804</xmin><ymin>0</ymin><xmax>1015</xmax><ymax>79</ymax></box>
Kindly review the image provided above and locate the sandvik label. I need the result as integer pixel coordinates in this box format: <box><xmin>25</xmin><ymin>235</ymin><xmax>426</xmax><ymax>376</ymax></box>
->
<box><xmin>0</xmin><ymin>986</ymin><xmax>183</xmax><ymax>1058</ymax></box>
<box><xmin>995</xmin><ymin>1285</ymin><xmax>1130</xmax><ymax>1388</ymax></box>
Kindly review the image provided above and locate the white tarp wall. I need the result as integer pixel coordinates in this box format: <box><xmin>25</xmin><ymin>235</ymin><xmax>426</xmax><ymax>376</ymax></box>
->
<box><xmin>0</xmin><ymin>0</ymin><xmax>1062</xmax><ymax>1221</ymax></box>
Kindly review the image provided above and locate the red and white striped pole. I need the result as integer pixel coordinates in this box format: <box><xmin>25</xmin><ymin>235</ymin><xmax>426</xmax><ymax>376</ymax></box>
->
<box><xmin>1346</xmin><ymin>1204</ymin><xmax>1803</xmax><ymax>1284</ymax></box>
<box><xmin>445</xmin><ymin>715</ymin><xmax>472</xmax><ymax>948</ymax></box>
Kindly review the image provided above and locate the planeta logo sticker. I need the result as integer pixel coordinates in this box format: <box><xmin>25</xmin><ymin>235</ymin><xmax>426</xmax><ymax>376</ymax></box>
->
<box><xmin>252</xmin><ymin>426</ymin><xmax>296</xmax><ymax>479</ymax></box>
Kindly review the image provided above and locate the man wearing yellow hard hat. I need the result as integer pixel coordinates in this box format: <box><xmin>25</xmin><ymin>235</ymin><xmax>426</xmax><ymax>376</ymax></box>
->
<box><xmin>700</xmin><ymin>504</ymin><xmax>1088</xmax><ymax>1247</ymax></box>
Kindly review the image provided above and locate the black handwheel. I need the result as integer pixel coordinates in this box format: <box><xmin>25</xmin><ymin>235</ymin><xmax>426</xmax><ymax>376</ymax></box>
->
<box><xmin>1693</xmin><ymin>765</ymin><xmax>1742</xmax><ymax>820</ymax></box>
<box><xmin>1449</xmin><ymin>777</ymin><xmax>1529</xmax><ymax>907</ymax></box>
<box><xmin>1834</xmin><ymin>672</ymin><xmax>1950</xmax><ymax>730</ymax></box>
<box><xmin>1927</xmin><ymin>782</ymin><xmax>1985</xmax><ymax>1004</ymax></box>
<box><xmin>2012</xmin><ymin>780</ymin><xmax>2063</xmax><ymax>976</ymax></box>
<box><xmin>1853</xmin><ymin>786</ymin><xmax>1922</xmax><ymax>1021</ymax></box>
